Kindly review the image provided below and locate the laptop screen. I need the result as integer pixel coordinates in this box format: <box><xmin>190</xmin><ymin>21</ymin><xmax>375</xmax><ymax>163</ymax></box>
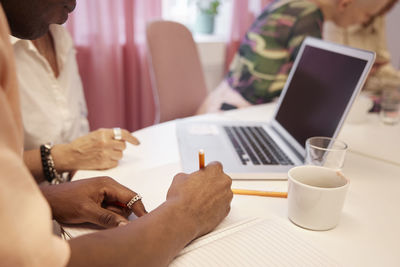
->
<box><xmin>274</xmin><ymin>45</ymin><xmax>368</xmax><ymax>147</ymax></box>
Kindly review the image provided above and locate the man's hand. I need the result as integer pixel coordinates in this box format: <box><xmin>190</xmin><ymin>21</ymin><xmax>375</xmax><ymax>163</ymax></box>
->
<box><xmin>52</xmin><ymin>128</ymin><xmax>140</xmax><ymax>171</ymax></box>
<box><xmin>40</xmin><ymin>177</ymin><xmax>147</xmax><ymax>228</ymax></box>
<box><xmin>166</xmin><ymin>162</ymin><xmax>233</xmax><ymax>238</ymax></box>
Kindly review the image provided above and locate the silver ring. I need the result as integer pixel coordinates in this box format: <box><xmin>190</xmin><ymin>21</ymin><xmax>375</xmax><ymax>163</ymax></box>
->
<box><xmin>126</xmin><ymin>194</ymin><xmax>142</xmax><ymax>209</ymax></box>
<box><xmin>113</xmin><ymin>127</ymin><xmax>122</xmax><ymax>140</ymax></box>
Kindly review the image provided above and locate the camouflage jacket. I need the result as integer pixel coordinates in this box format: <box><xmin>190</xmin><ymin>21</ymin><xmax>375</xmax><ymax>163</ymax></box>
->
<box><xmin>226</xmin><ymin>0</ymin><xmax>324</xmax><ymax>104</ymax></box>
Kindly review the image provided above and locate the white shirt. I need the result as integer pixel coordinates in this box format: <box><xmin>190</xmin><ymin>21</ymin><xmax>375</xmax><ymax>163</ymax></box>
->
<box><xmin>12</xmin><ymin>24</ymin><xmax>89</xmax><ymax>150</ymax></box>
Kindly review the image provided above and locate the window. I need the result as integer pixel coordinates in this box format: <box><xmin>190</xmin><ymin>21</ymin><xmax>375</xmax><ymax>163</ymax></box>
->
<box><xmin>162</xmin><ymin>0</ymin><xmax>233</xmax><ymax>41</ymax></box>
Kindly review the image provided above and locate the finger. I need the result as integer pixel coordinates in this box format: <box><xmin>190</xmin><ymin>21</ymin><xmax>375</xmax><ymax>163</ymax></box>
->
<box><xmin>86</xmin><ymin>204</ymin><xmax>129</xmax><ymax>228</ymax></box>
<box><xmin>121</xmin><ymin>129</ymin><xmax>140</xmax><ymax>145</ymax></box>
<box><xmin>129</xmin><ymin>199</ymin><xmax>147</xmax><ymax>217</ymax></box>
<box><xmin>109</xmin><ymin>140</ymin><xmax>126</xmax><ymax>151</ymax></box>
<box><xmin>105</xmin><ymin>204</ymin><xmax>132</xmax><ymax>218</ymax></box>
<box><xmin>110</xmin><ymin>150</ymin><xmax>123</xmax><ymax>161</ymax></box>
<box><xmin>98</xmin><ymin>160</ymin><xmax>118</xmax><ymax>170</ymax></box>
<box><xmin>174</xmin><ymin>172</ymin><xmax>189</xmax><ymax>181</ymax></box>
<box><xmin>205</xmin><ymin>161</ymin><xmax>224</xmax><ymax>174</ymax></box>
<box><xmin>103</xmin><ymin>179</ymin><xmax>148</xmax><ymax>217</ymax></box>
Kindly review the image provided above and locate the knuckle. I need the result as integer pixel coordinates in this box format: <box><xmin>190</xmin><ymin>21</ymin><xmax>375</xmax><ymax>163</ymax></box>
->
<box><xmin>99</xmin><ymin>128</ymin><xmax>108</xmax><ymax>134</ymax></box>
<box><xmin>97</xmin><ymin>129</ymin><xmax>109</xmax><ymax>141</ymax></box>
<box><xmin>97</xmin><ymin>176</ymin><xmax>113</xmax><ymax>187</ymax></box>
<box><xmin>79</xmin><ymin>202</ymin><xmax>92</xmax><ymax>213</ymax></box>
<box><xmin>209</xmin><ymin>161</ymin><xmax>223</xmax><ymax>172</ymax></box>
<box><xmin>226</xmin><ymin>205</ymin><xmax>231</xmax><ymax>215</ymax></box>
<box><xmin>224</xmin><ymin>175</ymin><xmax>232</xmax><ymax>187</ymax></box>
<box><xmin>95</xmin><ymin>128</ymin><xmax>106</xmax><ymax>137</ymax></box>
<box><xmin>101</xmin><ymin>176</ymin><xmax>113</xmax><ymax>183</ymax></box>
<box><xmin>174</xmin><ymin>172</ymin><xmax>187</xmax><ymax>179</ymax></box>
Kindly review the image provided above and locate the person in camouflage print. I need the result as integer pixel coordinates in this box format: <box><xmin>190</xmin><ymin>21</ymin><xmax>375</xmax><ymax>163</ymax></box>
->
<box><xmin>197</xmin><ymin>0</ymin><xmax>392</xmax><ymax>113</ymax></box>
<box><xmin>227</xmin><ymin>0</ymin><xmax>323</xmax><ymax>104</ymax></box>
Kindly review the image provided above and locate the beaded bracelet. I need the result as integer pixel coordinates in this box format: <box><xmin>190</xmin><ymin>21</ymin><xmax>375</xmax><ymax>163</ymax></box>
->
<box><xmin>40</xmin><ymin>143</ymin><xmax>66</xmax><ymax>184</ymax></box>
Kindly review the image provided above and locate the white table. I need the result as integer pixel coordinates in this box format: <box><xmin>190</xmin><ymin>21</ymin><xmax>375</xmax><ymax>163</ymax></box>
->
<box><xmin>339</xmin><ymin>113</ymin><xmax>400</xmax><ymax>166</ymax></box>
<box><xmin>74</xmin><ymin>104</ymin><xmax>400</xmax><ymax>267</ymax></box>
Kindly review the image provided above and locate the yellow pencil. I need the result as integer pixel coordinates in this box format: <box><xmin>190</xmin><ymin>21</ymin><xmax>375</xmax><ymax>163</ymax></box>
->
<box><xmin>232</xmin><ymin>189</ymin><xmax>288</xmax><ymax>198</ymax></box>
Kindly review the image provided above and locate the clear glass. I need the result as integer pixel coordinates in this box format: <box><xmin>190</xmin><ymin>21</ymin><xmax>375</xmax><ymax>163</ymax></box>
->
<box><xmin>380</xmin><ymin>89</ymin><xmax>400</xmax><ymax>125</ymax></box>
<box><xmin>305</xmin><ymin>137</ymin><xmax>348</xmax><ymax>171</ymax></box>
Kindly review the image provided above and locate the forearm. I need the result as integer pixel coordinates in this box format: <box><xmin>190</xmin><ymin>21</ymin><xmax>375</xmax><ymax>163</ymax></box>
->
<box><xmin>23</xmin><ymin>149</ymin><xmax>45</xmax><ymax>183</ymax></box>
<box><xmin>23</xmin><ymin>144</ymin><xmax>73</xmax><ymax>183</ymax></box>
<box><xmin>67</xmin><ymin>201</ymin><xmax>197</xmax><ymax>267</ymax></box>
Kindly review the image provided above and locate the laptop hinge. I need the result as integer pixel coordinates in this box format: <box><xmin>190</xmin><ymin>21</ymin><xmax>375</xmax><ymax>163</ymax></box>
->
<box><xmin>270</xmin><ymin>125</ymin><xmax>304</xmax><ymax>163</ymax></box>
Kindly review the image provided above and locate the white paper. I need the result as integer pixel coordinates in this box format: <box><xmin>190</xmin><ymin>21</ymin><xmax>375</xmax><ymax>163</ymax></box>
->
<box><xmin>170</xmin><ymin>218</ymin><xmax>340</xmax><ymax>267</ymax></box>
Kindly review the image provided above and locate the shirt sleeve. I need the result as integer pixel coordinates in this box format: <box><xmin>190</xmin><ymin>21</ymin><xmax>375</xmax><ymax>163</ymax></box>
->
<box><xmin>265</xmin><ymin>6</ymin><xmax>323</xmax><ymax>93</ymax></box>
<box><xmin>287</xmin><ymin>7</ymin><xmax>323</xmax><ymax>61</ymax></box>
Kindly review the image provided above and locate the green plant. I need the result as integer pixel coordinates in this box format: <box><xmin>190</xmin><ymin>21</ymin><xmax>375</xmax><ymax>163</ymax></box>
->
<box><xmin>196</xmin><ymin>0</ymin><xmax>221</xmax><ymax>16</ymax></box>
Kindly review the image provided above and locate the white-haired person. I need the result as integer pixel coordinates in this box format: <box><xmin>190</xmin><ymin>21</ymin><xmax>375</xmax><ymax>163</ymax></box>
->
<box><xmin>323</xmin><ymin>0</ymin><xmax>400</xmax><ymax>93</ymax></box>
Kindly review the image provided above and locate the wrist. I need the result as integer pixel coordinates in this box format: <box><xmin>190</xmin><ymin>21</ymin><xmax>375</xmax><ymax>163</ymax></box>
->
<box><xmin>51</xmin><ymin>143</ymin><xmax>75</xmax><ymax>172</ymax></box>
<box><xmin>163</xmin><ymin>199</ymin><xmax>199</xmax><ymax>241</ymax></box>
<box><xmin>39</xmin><ymin>184</ymin><xmax>61</xmax><ymax>220</ymax></box>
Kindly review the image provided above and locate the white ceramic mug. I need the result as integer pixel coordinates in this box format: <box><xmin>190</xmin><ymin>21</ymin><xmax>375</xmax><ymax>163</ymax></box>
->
<box><xmin>287</xmin><ymin>166</ymin><xmax>349</xmax><ymax>231</ymax></box>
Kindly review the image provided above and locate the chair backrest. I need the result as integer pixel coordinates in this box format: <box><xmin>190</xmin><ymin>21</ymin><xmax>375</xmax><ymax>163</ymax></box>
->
<box><xmin>146</xmin><ymin>20</ymin><xmax>208</xmax><ymax>123</ymax></box>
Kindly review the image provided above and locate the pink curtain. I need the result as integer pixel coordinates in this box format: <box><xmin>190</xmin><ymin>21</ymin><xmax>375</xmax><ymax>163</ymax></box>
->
<box><xmin>225</xmin><ymin>0</ymin><xmax>274</xmax><ymax>70</ymax></box>
<box><xmin>66</xmin><ymin>0</ymin><xmax>162</xmax><ymax>131</ymax></box>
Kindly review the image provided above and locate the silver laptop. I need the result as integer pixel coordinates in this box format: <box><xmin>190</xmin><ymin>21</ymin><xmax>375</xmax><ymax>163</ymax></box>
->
<box><xmin>176</xmin><ymin>37</ymin><xmax>375</xmax><ymax>179</ymax></box>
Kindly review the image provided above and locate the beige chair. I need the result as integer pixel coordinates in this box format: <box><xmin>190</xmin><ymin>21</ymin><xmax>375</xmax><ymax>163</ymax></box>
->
<box><xmin>146</xmin><ymin>20</ymin><xmax>208</xmax><ymax>123</ymax></box>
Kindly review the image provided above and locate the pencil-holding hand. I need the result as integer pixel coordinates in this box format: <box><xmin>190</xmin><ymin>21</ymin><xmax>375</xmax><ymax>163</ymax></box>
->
<box><xmin>166</xmin><ymin>162</ymin><xmax>233</xmax><ymax>238</ymax></box>
<box><xmin>40</xmin><ymin>177</ymin><xmax>147</xmax><ymax>228</ymax></box>
<box><xmin>52</xmin><ymin>128</ymin><xmax>140</xmax><ymax>171</ymax></box>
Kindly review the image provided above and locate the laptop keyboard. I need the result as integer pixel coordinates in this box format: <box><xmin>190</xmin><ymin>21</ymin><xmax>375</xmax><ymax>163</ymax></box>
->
<box><xmin>224</xmin><ymin>126</ymin><xmax>294</xmax><ymax>166</ymax></box>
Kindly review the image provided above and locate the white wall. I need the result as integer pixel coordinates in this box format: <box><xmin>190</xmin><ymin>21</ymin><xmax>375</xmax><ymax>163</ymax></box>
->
<box><xmin>386</xmin><ymin>3</ymin><xmax>400</xmax><ymax>69</ymax></box>
<box><xmin>196</xmin><ymin>39</ymin><xmax>226</xmax><ymax>92</ymax></box>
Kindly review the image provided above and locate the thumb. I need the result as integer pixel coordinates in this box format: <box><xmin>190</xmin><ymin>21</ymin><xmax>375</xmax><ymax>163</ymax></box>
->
<box><xmin>121</xmin><ymin>129</ymin><xmax>140</xmax><ymax>145</ymax></box>
<box><xmin>87</xmin><ymin>205</ymin><xmax>129</xmax><ymax>228</ymax></box>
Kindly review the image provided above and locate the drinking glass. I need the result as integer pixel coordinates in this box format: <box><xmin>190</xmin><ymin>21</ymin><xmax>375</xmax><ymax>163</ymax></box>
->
<box><xmin>305</xmin><ymin>137</ymin><xmax>348</xmax><ymax>171</ymax></box>
<box><xmin>380</xmin><ymin>89</ymin><xmax>400</xmax><ymax>125</ymax></box>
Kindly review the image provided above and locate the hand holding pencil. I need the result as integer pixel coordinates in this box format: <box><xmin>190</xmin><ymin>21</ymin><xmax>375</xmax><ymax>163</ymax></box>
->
<box><xmin>168</xmin><ymin>160</ymin><xmax>233</xmax><ymax>237</ymax></box>
<box><xmin>198</xmin><ymin>149</ymin><xmax>288</xmax><ymax>198</ymax></box>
